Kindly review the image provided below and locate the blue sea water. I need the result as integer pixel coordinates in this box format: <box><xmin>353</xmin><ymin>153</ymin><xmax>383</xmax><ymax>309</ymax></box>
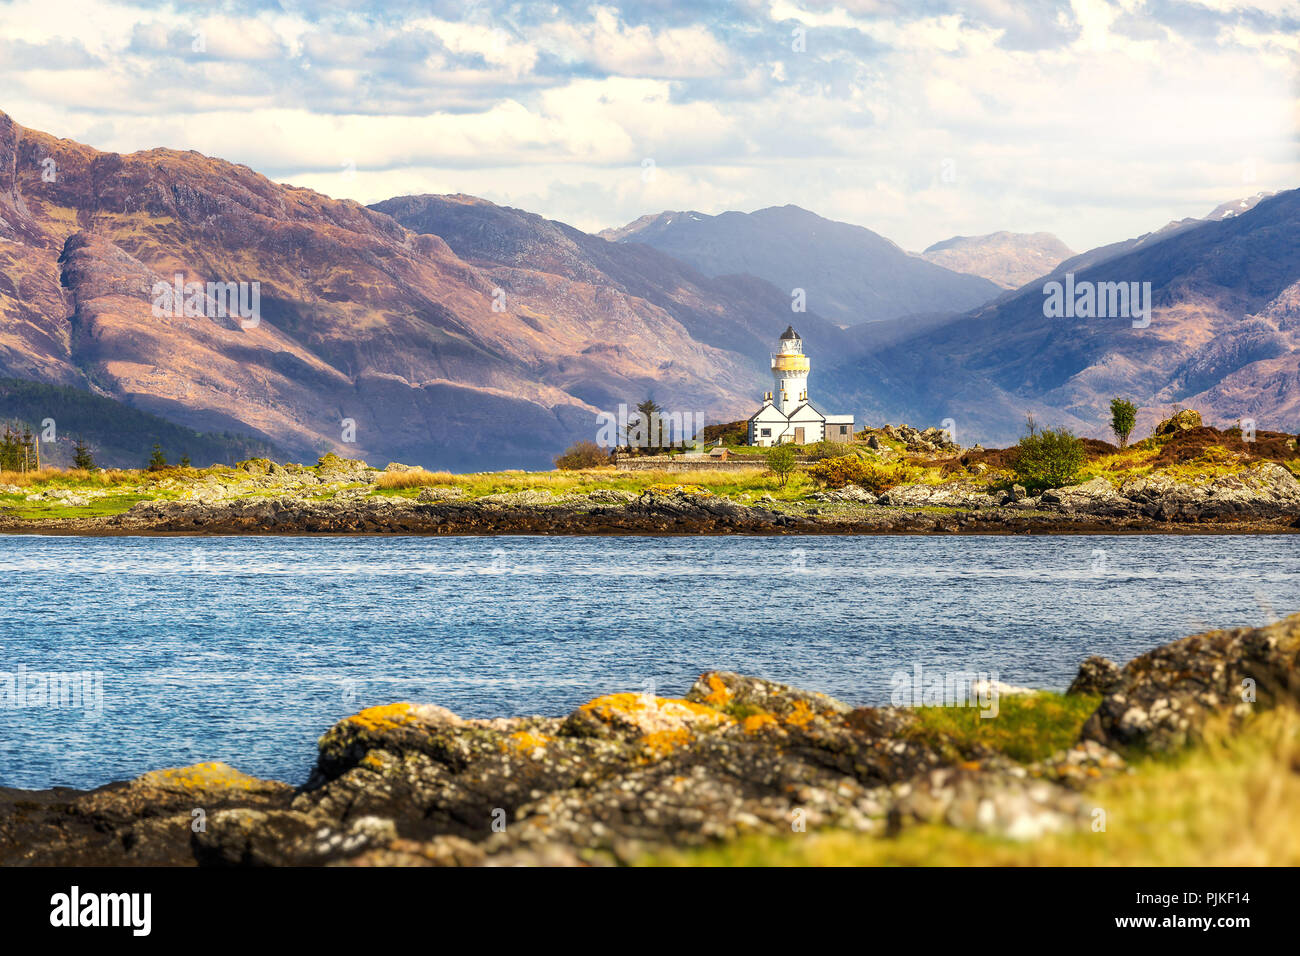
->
<box><xmin>1</xmin><ymin>533</ymin><xmax>1296</xmax><ymax>791</ymax></box>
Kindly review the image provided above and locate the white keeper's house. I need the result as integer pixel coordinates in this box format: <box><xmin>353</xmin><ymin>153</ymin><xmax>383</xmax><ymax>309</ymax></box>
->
<box><xmin>747</xmin><ymin>326</ymin><xmax>855</xmax><ymax>446</ymax></box>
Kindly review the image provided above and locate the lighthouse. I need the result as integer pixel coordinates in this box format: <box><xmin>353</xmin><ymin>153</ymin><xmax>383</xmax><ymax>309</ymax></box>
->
<box><xmin>771</xmin><ymin>325</ymin><xmax>810</xmax><ymax>415</ymax></box>
<box><xmin>746</xmin><ymin>326</ymin><xmax>855</xmax><ymax>446</ymax></box>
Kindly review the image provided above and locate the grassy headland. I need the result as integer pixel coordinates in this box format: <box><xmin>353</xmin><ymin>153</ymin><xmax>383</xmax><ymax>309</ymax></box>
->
<box><xmin>1</xmin><ymin>415</ymin><xmax>1296</xmax><ymax>530</ymax></box>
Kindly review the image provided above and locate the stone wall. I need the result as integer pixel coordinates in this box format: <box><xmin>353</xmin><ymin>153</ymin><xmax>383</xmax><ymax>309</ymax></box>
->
<box><xmin>614</xmin><ymin>455</ymin><xmax>767</xmax><ymax>472</ymax></box>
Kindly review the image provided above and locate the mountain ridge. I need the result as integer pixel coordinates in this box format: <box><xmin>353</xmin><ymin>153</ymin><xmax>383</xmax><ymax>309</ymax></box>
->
<box><xmin>0</xmin><ymin>109</ymin><xmax>1295</xmax><ymax>463</ymax></box>
<box><xmin>0</xmin><ymin>109</ymin><xmax>807</xmax><ymax>469</ymax></box>
<box><xmin>600</xmin><ymin>204</ymin><xmax>1003</xmax><ymax>326</ymax></box>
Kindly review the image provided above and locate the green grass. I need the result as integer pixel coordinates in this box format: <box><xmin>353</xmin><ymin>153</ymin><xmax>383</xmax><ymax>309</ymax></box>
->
<box><xmin>0</xmin><ymin>492</ymin><xmax>152</xmax><ymax>519</ymax></box>
<box><xmin>906</xmin><ymin>691</ymin><xmax>1102</xmax><ymax>763</ymax></box>
<box><xmin>373</xmin><ymin>467</ymin><xmax>812</xmax><ymax>500</ymax></box>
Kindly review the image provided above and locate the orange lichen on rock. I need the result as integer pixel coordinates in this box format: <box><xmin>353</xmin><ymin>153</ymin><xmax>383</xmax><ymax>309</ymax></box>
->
<box><xmin>504</xmin><ymin>730</ymin><xmax>553</xmax><ymax>757</ymax></box>
<box><xmin>637</xmin><ymin>727</ymin><xmax>693</xmax><ymax>757</ymax></box>
<box><xmin>742</xmin><ymin>713</ymin><xmax>779</xmax><ymax>735</ymax></box>
<box><xmin>336</xmin><ymin>701</ymin><xmax>464</xmax><ymax>737</ymax></box>
<box><xmin>144</xmin><ymin>762</ymin><xmax>267</xmax><ymax>792</ymax></box>
<box><xmin>344</xmin><ymin>702</ymin><xmax>417</xmax><ymax>732</ymax></box>
<box><xmin>701</xmin><ymin>674</ymin><xmax>733</xmax><ymax>707</ymax></box>
<box><xmin>578</xmin><ymin>692</ymin><xmax>733</xmax><ymax>736</ymax></box>
<box><xmin>784</xmin><ymin>700</ymin><xmax>816</xmax><ymax>728</ymax></box>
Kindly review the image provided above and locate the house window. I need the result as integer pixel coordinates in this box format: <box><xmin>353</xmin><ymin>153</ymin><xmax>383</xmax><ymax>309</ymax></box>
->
<box><xmin>760</xmin><ymin>428</ymin><xmax>771</xmax><ymax>437</ymax></box>
<box><xmin>839</xmin><ymin>425</ymin><xmax>849</xmax><ymax>435</ymax></box>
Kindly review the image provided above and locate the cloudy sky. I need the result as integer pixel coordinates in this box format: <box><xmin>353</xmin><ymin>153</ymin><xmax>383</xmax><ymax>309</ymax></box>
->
<box><xmin>2</xmin><ymin>0</ymin><xmax>1297</xmax><ymax>251</ymax></box>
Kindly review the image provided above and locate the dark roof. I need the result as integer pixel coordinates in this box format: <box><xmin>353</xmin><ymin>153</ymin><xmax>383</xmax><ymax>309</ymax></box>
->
<box><xmin>780</xmin><ymin>325</ymin><xmax>800</xmax><ymax>340</ymax></box>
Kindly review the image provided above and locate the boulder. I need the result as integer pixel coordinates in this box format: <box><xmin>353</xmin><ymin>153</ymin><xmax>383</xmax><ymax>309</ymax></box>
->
<box><xmin>1082</xmin><ymin>613</ymin><xmax>1300</xmax><ymax>751</ymax></box>
<box><xmin>235</xmin><ymin>457</ymin><xmax>275</xmax><ymax>476</ymax></box>
<box><xmin>585</xmin><ymin>488</ymin><xmax>636</xmax><ymax>504</ymax></box>
<box><xmin>812</xmin><ymin>483</ymin><xmax>877</xmax><ymax>505</ymax></box>
<box><xmin>316</xmin><ymin>453</ymin><xmax>374</xmax><ymax>483</ymax></box>
<box><xmin>1067</xmin><ymin>656</ymin><xmax>1122</xmax><ymax>696</ymax></box>
<box><xmin>1039</xmin><ymin>477</ymin><xmax>1126</xmax><ymax>515</ymax></box>
<box><xmin>1154</xmin><ymin>408</ymin><xmax>1203</xmax><ymax>437</ymax></box>
<box><xmin>0</xmin><ymin>762</ymin><xmax>292</xmax><ymax>866</ymax></box>
<box><xmin>415</xmin><ymin>486</ymin><xmax>464</xmax><ymax>502</ymax></box>
<box><xmin>879</xmin><ymin>481</ymin><xmax>996</xmax><ymax>509</ymax></box>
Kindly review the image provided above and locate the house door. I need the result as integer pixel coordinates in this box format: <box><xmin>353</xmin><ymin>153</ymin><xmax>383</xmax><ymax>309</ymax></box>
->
<box><xmin>794</xmin><ymin>427</ymin><xmax>805</xmax><ymax>443</ymax></box>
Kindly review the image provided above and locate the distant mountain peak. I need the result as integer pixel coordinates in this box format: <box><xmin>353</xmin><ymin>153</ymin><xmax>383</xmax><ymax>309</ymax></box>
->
<box><xmin>598</xmin><ymin>204</ymin><xmax>999</xmax><ymax>325</ymax></box>
<box><xmin>918</xmin><ymin>231</ymin><xmax>1075</xmax><ymax>290</ymax></box>
<box><xmin>1204</xmin><ymin>191</ymin><xmax>1277</xmax><ymax>222</ymax></box>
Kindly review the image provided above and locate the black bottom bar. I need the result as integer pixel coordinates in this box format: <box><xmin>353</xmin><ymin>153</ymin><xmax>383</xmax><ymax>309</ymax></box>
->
<box><xmin>0</xmin><ymin>866</ymin><xmax>1281</xmax><ymax>941</ymax></box>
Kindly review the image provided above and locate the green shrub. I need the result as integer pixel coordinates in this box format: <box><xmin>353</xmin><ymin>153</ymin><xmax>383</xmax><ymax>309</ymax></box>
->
<box><xmin>805</xmin><ymin>456</ymin><xmax>907</xmax><ymax>493</ymax></box>
<box><xmin>765</xmin><ymin>444</ymin><xmax>799</xmax><ymax>487</ymax></box>
<box><xmin>554</xmin><ymin>440</ymin><xmax>609</xmax><ymax>470</ymax></box>
<box><xmin>1014</xmin><ymin>426</ymin><xmax>1086</xmax><ymax>492</ymax></box>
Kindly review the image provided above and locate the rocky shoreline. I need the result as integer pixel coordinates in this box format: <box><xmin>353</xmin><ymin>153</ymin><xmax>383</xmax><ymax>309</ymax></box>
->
<box><xmin>3</xmin><ymin>469</ymin><xmax>1300</xmax><ymax>537</ymax></box>
<box><xmin>3</xmin><ymin>613</ymin><xmax>1297</xmax><ymax>866</ymax></box>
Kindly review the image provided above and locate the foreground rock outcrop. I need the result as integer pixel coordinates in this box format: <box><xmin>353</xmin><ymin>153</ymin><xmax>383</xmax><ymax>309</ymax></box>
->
<box><xmin>1081</xmin><ymin>614</ymin><xmax>1300</xmax><ymax>751</ymax></box>
<box><xmin>4</xmin><ymin>614</ymin><xmax>1297</xmax><ymax>866</ymax></box>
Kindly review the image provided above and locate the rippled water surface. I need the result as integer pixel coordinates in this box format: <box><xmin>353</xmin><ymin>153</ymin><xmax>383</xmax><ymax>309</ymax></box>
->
<box><xmin>2</xmin><ymin>533</ymin><xmax>1296</xmax><ymax>790</ymax></box>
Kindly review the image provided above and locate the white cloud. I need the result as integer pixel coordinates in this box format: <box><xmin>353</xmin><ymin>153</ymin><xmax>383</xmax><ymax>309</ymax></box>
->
<box><xmin>0</xmin><ymin>0</ymin><xmax>1294</xmax><ymax>252</ymax></box>
<box><xmin>538</xmin><ymin>5</ymin><xmax>733</xmax><ymax>78</ymax></box>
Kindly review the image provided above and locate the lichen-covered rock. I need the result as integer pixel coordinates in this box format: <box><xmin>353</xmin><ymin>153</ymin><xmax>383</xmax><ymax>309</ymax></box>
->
<box><xmin>220</xmin><ymin>674</ymin><xmax>952</xmax><ymax>865</ymax></box>
<box><xmin>585</xmin><ymin>488</ymin><xmax>636</xmax><ymax>504</ymax></box>
<box><xmin>685</xmin><ymin>671</ymin><xmax>850</xmax><ymax>721</ymax></box>
<box><xmin>1082</xmin><ymin>613</ymin><xmax>1300</xmax><ymax>751</ymax></box>
<box><xmin>1154</xmin><ymin>409</ymin><xmax>1203</xmax><ymax>436</ymax></box>
<box><xmin>415</xmin><ymin>485</ymin><xmax>464</xmax><ymax>502</ymax></box>
<box><xmin>561</xmin><ymin>692</ymin><xmax>732</xmax><ymax>740</ymax></box>
<box><xmin>1068</xmin><ymin>656</ymin><xmax>1122</xmax><ymax>696</ymax></box>
<box><xmin>0</xmin><ymin>762</ymin><xmax>292</xmax><ymax>866</ymax></box>
<box><xmin>812</xmin><ymin>484</ymin><xmax>878</xmax><ymax>504</ymax></box>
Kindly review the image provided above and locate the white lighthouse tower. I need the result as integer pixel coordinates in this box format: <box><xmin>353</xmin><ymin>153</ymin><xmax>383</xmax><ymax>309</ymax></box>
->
<box><xmin>772</xmin><ymin>325</ymin><xmax>810</xmax><ymax>415</ymax></box>
<box><xmin>746</xmin><ymin>325</ymin><xmax>855</xmax><ymax>446</ymax></box>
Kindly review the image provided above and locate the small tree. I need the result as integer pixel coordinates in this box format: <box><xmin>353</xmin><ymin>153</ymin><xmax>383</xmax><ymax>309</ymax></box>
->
<box><xmin>626</xmin><ymin>396</ymin><xmax>663</xmax><ymax>451</ymax></box>
<box><xmin>554</xmin><ymin>440</ymin><xmax>608</xmax><ymax>470</ymax></box>
<box><xmin>180</xmin><ymin>454</ymin><xmax>192</xmax><ymax>468</ymax></box>
<box><xmin>148</xmin><ymin>443</ymin><xmax>167</xmax><ymax>471</ymax></box>
<box><xmin>766</xmin><ymin>443</ymin><xmax>798</xmax><ymax>487</ymax></box>
<box><xmin>1109</xmin><ymin>398</ymin><xmax>1138</xmax><ymax>448</ymax></box>
<box><xmin>73</xmin><ymin>438</ymin><xmax>95</xmax><ymax>470</ymax></box>
<box><xmin>1013</xmin><ymin>425</ymin><xmax>1086</xmax><ymax>492</ymax></box>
